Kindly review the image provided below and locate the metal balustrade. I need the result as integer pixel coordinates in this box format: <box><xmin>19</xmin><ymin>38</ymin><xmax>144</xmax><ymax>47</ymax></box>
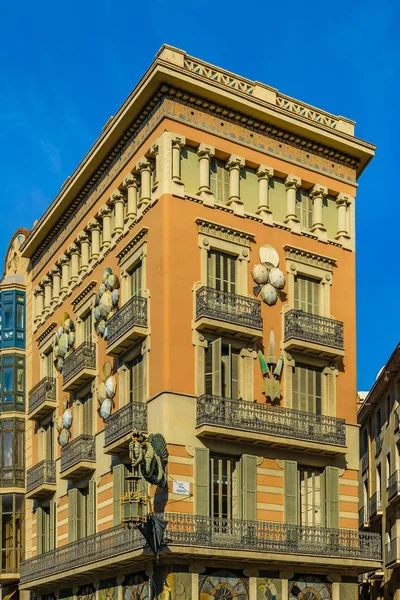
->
<box><xmin>28</xmin><ymin>377</ymin><xmax>56</xmax><ymax>414</ymax></box>
<box><xmin>369</xmin><ymin>491</ymin><xmax>382</xmax><ymax>517</ymax></box>
<box><xmin>60</xmin><ymin>434</ymin><xmax>95</xmax><ymax>474</ymax></box>
<box><xmin>196</xmin><ymin>395</ymin><xmax>346</xmax><ymax>446</ymax></box>
<box><xmin>107</xmin><ymin>296</ymin><xmax>147</xmax><ymax>347</ymax></box>
<box><xmin>388</xmin><ymin>471</ymin><xmax>400</xmax><ymax>501</ymax></box>
<box><xmin>104</xmin><ymin>402</ymin><xmax>148</xmax><ymax>447</ymax></box>
<box><xmin>26</xmin><ymin>460</ymin><xmax>56</xmax><ymax>494</ymax></box>
<box><xmin>63</xmin><ymin>342</ymin><xmax>96</xmax><ymax>385</ymax></box>
<box><xmin>20</xmin><ymin>513</ymin><xmax>382</xmax><ymax>583</ymax></box>
<box><xmin>196</xmin><ymin>286</ymin><xmax>262</xmax><ymax>330</ymax></box>
<box><xmin>284</xmin><ymin>310</ymin><xmax>344</xmax><ymax>349</ymax></box>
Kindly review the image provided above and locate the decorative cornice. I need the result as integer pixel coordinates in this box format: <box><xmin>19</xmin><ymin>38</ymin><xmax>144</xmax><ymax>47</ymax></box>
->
<box><xmin>117</xmin><ymin>227</ymin><xmax>149</xmax><ymax>263</ymax></box>
<box><xmin>196</xmin><ymin>218</ymin><xmax>255</xmax><ymax>247</ymax></box>
<box><xmin>284</xmin><ymin>244</ymin><xmax>337</xmax><ymax>271</ymax></box>
<box><xmin>71</xmin><ymin>280</ymin><xmax>97</xmax><ymax>310</ymax></box>
<box><xmin>36</xmin><ymin>322</ymin><xmax>57</xmax><ymax>346</ymax></box>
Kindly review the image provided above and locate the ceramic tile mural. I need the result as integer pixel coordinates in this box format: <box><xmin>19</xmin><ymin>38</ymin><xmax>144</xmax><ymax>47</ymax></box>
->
<box><xmin>289</xmin><ymin>577</ymin><xmax>332</xmax><ymax>600</ymax></box>
<box><xmin>199</xmin><ymin>570</ymin><xmax>249</xmax><ymax>599</ymax></box>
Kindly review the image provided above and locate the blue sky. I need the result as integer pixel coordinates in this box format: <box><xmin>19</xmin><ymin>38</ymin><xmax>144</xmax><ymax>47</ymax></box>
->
<box><xmin>0</xmin><ymin>0</ymin><xmax>397</xmax><ymax>390</ymax></box>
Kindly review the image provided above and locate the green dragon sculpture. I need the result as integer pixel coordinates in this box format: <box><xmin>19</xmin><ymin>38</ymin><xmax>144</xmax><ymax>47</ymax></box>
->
<box><xmin>129</xmin><ymin>431</ymin><xmax>168</xmax><ymax>488</ymax></box>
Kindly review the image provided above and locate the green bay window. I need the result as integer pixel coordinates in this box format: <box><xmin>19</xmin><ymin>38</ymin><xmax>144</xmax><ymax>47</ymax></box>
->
<box><xmin>0</xmin><ymin>419</ymin><xmax>24</xmax><ymax>487</ymax></box>
<box><xmin>0</xmin><ymin>291</ymin><xmax>25</xmax><ymax>349</ymax></box>
<box><xmin>0</xmin><ymin>354</ymin><xmax>25</xmax><ymax>412</ymax></box>
<box><xmin>1</xmin><ymin>494</ymin><xmax>24</xmax><ymax>568</ymax></box>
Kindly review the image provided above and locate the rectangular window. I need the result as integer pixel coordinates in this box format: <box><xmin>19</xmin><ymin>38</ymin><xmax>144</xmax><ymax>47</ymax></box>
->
<box><xmin>210</xmin><ymin>158</ymin><xmax>229</xmax><ymax>204</ymax></box>
<box><xmin>210</xmin><ymin>454</ymin><xmax>239</xmax><ymax>521</ymax></box>
<box><xmin>44</xmin><ymin>422</ymin><xmax>54</xmax><ymax>461</ymax></box>
<box><xmin>81</xmin><ymin>394</ymin><xmax>93</xmax><ymax>435</ymax></box>
<box><xmin>299</xmin><ymin>467</ymin><xmax>323</xmax><ymax>526</ymax></box>
<box><xmin>292</xmin><ymin>363</ymin><xmax>322</xmax><ymax>414</ymax></box>
<box><xmin>78</xmin><ymin>487</ymin><xmax>89</xmax><ymax>540</ymax></box>
<box><xmin>296</xmin><ymin>188</ymin><xmax>313</xmax><ymax>230</ymax></box>
<box><xmin>129</xmin><ymin>355</ymin><xmax>144</xmax><ymax>403</ymax></box>
<box><xmin>82</xmin><ymin>312</ymin><xmax>92</xmax><ymax>343</ymax></box>
<box><xmin>294</xmin><ymin>275</ymin><xmax>320</xmax><ymax>314</ymax></box>
<box><xmin>0</xmin><ymin>291</ymin><xmax>25</xmax><ymax>349</ymax></box>
<box><xmin>207</xmin><ymin>250</ymin><xmax>236</xmax><ymax>293</ymax></box>
<box><xmin>205</xmin><ymin>339</ymin><xmax>240</xmax><ymax>399</ymax></box>
<box><xmin>130</xmin><ymin>261</ymin><xmax>142</xmax><ymax>298</ymax></box>
<box><xmin>45</xmin><ymin>349</ymin><xmax>54</xmax><ymax>378</ymax></box>
<box><xmin>387</xmin><ymin>453</ymin><xmax>391</xmax><ymax>489</ymax></box>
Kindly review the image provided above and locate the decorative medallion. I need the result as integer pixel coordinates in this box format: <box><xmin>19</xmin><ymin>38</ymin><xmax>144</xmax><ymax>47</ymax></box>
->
<box><xmin>97</xmin><ymin>361</ymin><xmax>117</xmax><ymax>420</ymax></box>
<box><xmin>94</xmin><ymin>268</ymin><xmax>120</xmax><ymax>340</ymax></box>
<box><xmin>252</xmin><ymin>245</ymin><xmax>286</xmax><ymax>306</ymax></box>
<box><xmin>53</xmin><ymin>313</ymin><xmax>75</xmax><ymax>373</ymax></box>
<box><xmin>56</xmin><ymin>396</ymin><xmax>73</xmax><ymax>446</ymax></box>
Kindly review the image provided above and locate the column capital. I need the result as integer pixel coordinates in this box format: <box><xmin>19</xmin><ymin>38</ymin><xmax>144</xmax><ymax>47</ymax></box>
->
<box><xmin>336</xmin><ymin>192</ymin><xmax>351</xmax><ymax>205</ymax></box>
<box><xmin>171</xmin><ymin>133</ymin><xmax>186</xmax><ymax>148</ymax></box>
<box><xmin>57</xmin><ymin>253</ymin><xmax>69</xmax><ymax>266</ymax></box>
<box><xmin>226</xmin><ymin>154</ymin><xmax>245</xmax><ymax>170</ymax></box>
<box><xmin>123</xmin><ymin>172</ymin><xmax>140</xmax><ymax>189</ymax></box>
<box><xmin>87</xmin><ymin>218</ymin><xmax>101</xmax><ymax>231</ymax></box>
<box><xmin>67</xmin><ymin>242</ymin><xmax>80</xmax><ymax>255</ymax></box>
<box><xmin>136</xmin><ymin>156</ymin><xmax>152</xmax><ymax>172</ymax></box>
<box><xmin>149</xmin><ymin>139</ymin><xmax>159</xmax><ymax>155</ymax></box>
<box><xmin>285</xmin><ymin>174</ymin><xmax>301</xmax><ymax>189</ymax></box>
<box><xmin>77</xmin><ymin>230</ymin><xmax>90</xmax><ymax>244</ymax></box>
<box><xmin>310</xmin><ymin>184</ymin><xmax>328</xmax><ymax>199</ymax></box>
<box><xmin>33</xmin><ymin>285</ymin><xmax>44</xmax><ymax>297</ymax></box>
<box><xmin>197</xmin><ymin>143</ymin><xmax>215</xmax><ymax>158</ymax></box>
<box><xmin>49</xmin><ymin>265</ymin><xmax>61</xmax><ymax>277</ymax></box>
<box><xmin>98</xmin><ymin>203</ymin><xmax>112</xmax><ymax>217</ymax></box>
<box><xmin>40</xmin><ymin>275</ymin><xmax>52</xmax><ymax>287</ymax></box>
<box><xmin>110</xmin><ymin>189</ymin><xmax>124</xmax><ymax>205</ymax></box>
<box><xmin>257</xmin><ymin>165</ymin><xmax>274</xmax><ymax>179</ymax></box>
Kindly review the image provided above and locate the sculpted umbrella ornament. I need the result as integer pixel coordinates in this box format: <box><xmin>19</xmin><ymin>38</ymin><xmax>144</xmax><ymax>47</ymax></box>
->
<box><xmin>252</xmin><ymin>245</ymin><xmax>286</xmax><ymax>306</ymax></box>
<box><xmin>97</xmin><ymin>361</ymin><xmax>116</xmax><ymax>420</ymax></box>
<box><xmin>94</xmin><ymin>268</ymin><xmax>120</xmax><ymax>340</ymax></box>
<box><xmin>53</xmin><ymin>313</ymin><xmax>75</xmax><ymax>373</ymax></box>
<box><xmin>259</xmin><ymin>330</ymin><xmax>284</xmax><ymax>402</ymax></box>
<box><xmin>56</xmin><ymin>396</ymin><xmax>73</xmax><ymax>446</ymax></box>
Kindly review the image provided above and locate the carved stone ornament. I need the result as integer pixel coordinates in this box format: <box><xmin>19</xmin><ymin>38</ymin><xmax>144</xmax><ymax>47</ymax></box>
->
<box><xmin>53</xmin><ymin>313</ymin><xmax>75</xmax><ymax>373</ymax></box>
<box><xmin>258</xmin><ymin>333</ymin><xmax>284</xmax><ymax>402</ymax></box>
<box><xmin>129</xmin><ymin>432</ymin><xmax>168</xmax><ymax>487</ymax></box>
<box><xmin>93</xmin><ymin>268</ymin><xmax>120</xmax><ymax>340</ymax></box>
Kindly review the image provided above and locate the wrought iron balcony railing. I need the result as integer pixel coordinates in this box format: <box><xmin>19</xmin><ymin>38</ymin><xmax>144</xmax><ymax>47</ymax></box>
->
<box><xmin>369</xmin><ymin>491</ymin><xmax>382</xmax><ymax>517</ymax></box>
<box><xmin>60</xmin><ymin>434</ymin><xmax>95</xmax><ymax>474</ymax></box>
<box><xmin>284</xmin><ymin>309</ymin><xmax>344</xmax><ymax>349</ymax></box>
<box><xmin>388</xmin><ymin>471</ymin><xmax>400</xmax><ymax>501</ymax></box>
<box><xmin>386</xmin><ymin>538</ymin><xmax>400</xmax><ymax>567</ymax></box>
<box><xmin>107</xmin><ymin>296</ymin><xmax>148</xmax><ymax>347</ymax></box>
<box><xmin>26</xmin><ymin>460</ymin><xmax>56</xmax><ymax>493</ymax></box>
<box><xmin>359</xmin><ymin>506</ymin><xmax>369</xmax><ymax>529</ymax></box>
<box><xmin>28</xmin><ymin>377</ymin><xmax>56</xmax><ymax>414</ymax></box>
<box><xmin>375</xmin><ymin>431</ymin><xmax>384</xmax><ymax>456</ymax></box>
<box><xmin>20</xmin><ymin>513</ymin><xmax>382</xmax><ymax>583</ymax></box>
<box><xmin>104</xmin><ymin>402</ymin><xmax>148</xmax><ymax>447</ymax></box>
<box><xmin>196</xmin><ymin>286</ymin><xmax>262</xmax><ymax>330</ymax></box>
<box><xmin>361</xmin><ymin>451</ymin><xmax>369</xmax><ymax>473</ymax></box>
<box><xmin>63</xmin><ymin>342</ymin><xmax>96</xmax><ymax>385</ymax></box>
<box><xmin>196</xmin><ymin>395</ymin><xmax>346</xmax><ymax>447</ymax></box>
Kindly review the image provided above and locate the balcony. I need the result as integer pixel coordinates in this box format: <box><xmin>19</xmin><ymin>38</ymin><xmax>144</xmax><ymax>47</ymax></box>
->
<box><xmin>375</xmin><ymin>431</ymin><xmax>383</xmax><ymax>456</ymax></box>
<box><xmin>284</xmin><ymin>309</ymin><xmax>344</xmax><ymax>358</ymax></box>
<box><xmin>104</xmin><ymin>402</ymin><xmax>148</xmax><ymax>454</ymax></box>
<box><xmin>196</xmin><ymin>395</ymin><xmax>346</xmax><ymax>455</ymax></box>
<box><xmin>28</xmin><ymin>377</ymin><xmax>57</xmax><ymax>421</ymax></box>
<box><xmin>388</xmin><ymin>471</ymin><xmax>400</xmax><ymax>503</ymax></box>
<box><xmin>361</xmin><ymin>451</ymin><xmax>369</xmax><ymax>474</ymax></box>
<box><xmin>62</xmin><ymin>342</ymin><xmax>96</xmax><ymax>392</ymax></box>
<box><xmin>106</xmin><ymin>296</ymin><xmax>148</xmax><ymax>357</ymax></box>
<box><xmin>60</xmin><ymin>434</ymin><xmax>95</xmax><ymax>480</ymax></box>
<box><xmin>369</xmin><ymin>492</ymin><xmax>382</xmax><ymax>519</ymax></box>
<box><xmin>195</xmin><ymin>286</ymin><xmax>262</xmax><ymax>339</ymax></box>
<box><xmin>386</xmin><ymin>538</ymin><xmax>400</xmax><ymax>568</ymax></box>
<box><xmin>359</xmin><ymin>506</ymin><xmax>369</xmax><ymax>530</ymax></box>
<box><xmin>20</xmin><ymin>514</ymin><xmax>382</xmax><ymax>589</ymax></box>
<box><xmin>26</xmin><ymin>460</ymin><xmax>56</xmax><ymax>499</ymax></box>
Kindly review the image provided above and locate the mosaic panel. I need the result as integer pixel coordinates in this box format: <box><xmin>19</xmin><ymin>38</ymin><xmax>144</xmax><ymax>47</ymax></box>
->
<box><xmin>257</xmin><ymin>577</ymin><xmax>282</xmax><ymax>600</ymax></box>
<box><xmin>99</xmin><ymin>578</ymin><xmax>117</xmax><ymax>600</ymax></box>
<box><xmin>289</xmin><ymin>577</ymin><xmax>332</xmax><ymax>600</ymax></box>
<box><xmin>199</xmin><ymin>570</ymin><xmax>249</xmax><ymax>599</ymax></box>
<box><xmin>123</xmin><ymin>573</ymin><xmax>150</xmax><ymax>600</ymax></box>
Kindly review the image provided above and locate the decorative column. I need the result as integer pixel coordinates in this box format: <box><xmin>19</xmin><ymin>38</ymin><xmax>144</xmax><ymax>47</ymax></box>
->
<box><xmin>110</xmin><ymin>190</ymin><xmax>125</xmax><ymax>236</ymax></box>
<box><xmin>98</xmin><ymin>204</ymin><xmax>112</xmax><ymax>249</ymax></box>
<box><xmin>171</xmin><ymin>134</ymin><xmax>186</xmax><ymax>198</ymax></box>
<box><xmin>41</xmin><ymin>276</ymin><xmax>53</xmax><ymax>314</ymax></box>
<box><xmin>310</xmin><ymin>184</ymin><xmax>328</xmax><ymax>241</ymax></box>
<box><xmin>136</xmin><ymin>157</ymin><xmax>152</xmax><ymax>210</ymax></box>
<box><xmin>49</xmin><ymin>266</ymin><xmax>61</xmax><ymax>305</ymax></box>
<box><xmin>33</xmin><ymin>286</ymin><xmax>44</xmax><ymax>326</ymax></box>
<box><xmin>77</xmin><ymin>231</ymin><xmax>90</xmax><ymax>274</ymax></box>
<box><xmin>58</xmin><ymin>254</ymin><xmax>70</xmax><ymax>294</ymax></box>
<box><xmin>150</xmin><ymin>140</ymin><xmax>159</xmax><ymax>199</ymax></box>
<box><xmin>226</xmin><ymin>155</ymin><xmax>245</xmax><ymax>215</ymax></box>
<box><xmin>68</xmin><ymin>243</ymin><xmax>80</xmax><ymax>284</ymax></box>
<box><xmin>123</xmin><ymin>173</ymin><xmax>140</xmax><ymax>221</ymax></box>
<box><xmin>336</xmin><ymin>193</ymin><xmax>351</xmax><ymax>246</ymax></box>
<box><xmin>197</xmin><ymin>143</ymin><xmax>215</xmax><ymax>206</ymax></box>
<box><xmin>256</xmin><ymin>165</ymin><xmax>274</xmax><ymax>225</ymax></box>
<box><xmin>284</xmin><ymin>175</ymin><xmax>301</xmax><ymax>233</ymax></box>
<box><xmin>88</xmin><ymin>219</ymin><xmax>101</xmax><ymax>261</ymax></box>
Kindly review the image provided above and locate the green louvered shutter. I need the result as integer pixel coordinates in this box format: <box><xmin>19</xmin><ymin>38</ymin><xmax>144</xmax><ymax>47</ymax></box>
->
<box><xmin>241</xmin><ymin>455</ymin><xmax>257</xmax><ymax>521</ymax></box>
<box><xmin>284</xmin><ymin>460</ymin><xmax>298</xmax><ymax>524</ymax></box>
<box><xmin>207</xmin><ymin>250</ymin><xmax>216</xmax><ymax>288</ymax></box>
<box><xmin>195</xmin><ymin>447</ymin><xmax>210</xmax><ymax>516</ymax></box>
<box><xmin>49</xmin><ymin>500</ymin><xmax>56</xmax><ymax>551</ymax></box>
<box><xmin>325</xmin><ymin>466</ymin><xmax>339</xmax><ymax>528</ymax></box>
<box><xmin>113</xmin><ymin>464</ymin><xmax>126</xmax><ymax>526</ymax></box>
<box><xmin>211</xmin><ymin>338</ymin><xmax>222</xmax><ymax>396</ymax></box>
<box><xmin>88</xmin><ymin>480</ymin><xmax>96</xmax><ymax>536</ymax></box>
<box><xmin>231</xmin><ymin>349</ymin><xmax>240</xmax><ymax>400</ymax></box>
<box><xmin>68</xmin><ymin>488</ymin><xmax>79</xmax><ymax>542</ymax></box>
<box><xmin>36</xmin><ymin>507</ymin><xmax>43</xmax><ymax>555</ymax></box>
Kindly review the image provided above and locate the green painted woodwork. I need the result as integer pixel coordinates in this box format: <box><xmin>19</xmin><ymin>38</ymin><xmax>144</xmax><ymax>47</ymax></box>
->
<box><xmin>241</xmin><ymin>454</ymin><xmax>257</xmax><ymax>520</ymax></box>
<box><xmin>292</xmin><ymin>363</ymin><xmax>322</xmax><ymax>414</ymax></box>
<box><xmin>195</xmin><ymin>447</ymin><xmax>210</xmax><ymax>516</ymax></box>
<box><xmin>284</xmin><ymin>460</ymin><xmax>298</xmax><ymax>524</ymax></box>
<box><xmin>113</xmin><ymin>464</ymin><xmax>126</xmax><ymax>526</ymax></box>
<box><xmin>181</xmin><ymin>146</ymin><xmax>200</xmax><ymax>195</ymax></box>
<box><xmin>68</xmin><ymin>488</ymin><xmax>79</xmax><ymax>543</ymax></box>
<box><xmin>294</xmin><ymin>274</ymin><xmax>320</xmax><ymax>315</ymax></box>
<box><xmin>240</xmin><ymin>167</ymin><xmax>259</xmax><ymax>214</ymax></box>
<box><xmin>325</xmin><ymin>466</ymin><xmax>339</xmax><ymax>528</ymax></box>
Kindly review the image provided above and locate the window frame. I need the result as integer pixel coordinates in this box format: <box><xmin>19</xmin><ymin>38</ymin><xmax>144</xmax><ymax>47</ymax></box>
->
<box><xmin>0</xmin><ymin>290</ymin><xmax>25</xmax><ymax>349</ymax></box>
<box><xmin>0</xmin><ymin>354</ymin><xmax>25</xmax><ymax>413</ymax></box>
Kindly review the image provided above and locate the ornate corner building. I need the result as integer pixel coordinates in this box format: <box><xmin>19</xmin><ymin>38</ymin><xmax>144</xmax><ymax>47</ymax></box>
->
<box><xmin>2</xmin><ymin>46</ymin><xmax>380</xmax><ymax>600</ymax></box>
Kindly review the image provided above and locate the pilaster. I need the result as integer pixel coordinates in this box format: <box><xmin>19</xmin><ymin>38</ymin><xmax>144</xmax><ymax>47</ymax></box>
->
<box><xmin>284</xmin><ymin>175</ymin><xmax>301</xmax><ymax>233</ymax></box>
<box><xmin>310</xmin><ymin>183</ymin><xmax>328</xmax><ymax>242</ymax></box>
<box><xmin>197</xmin><ymin>143</ymin><xmax>215</xmax><ymax>207</ymax></box>
<box><xmin>226</xmin><ymin>154</ymin><xmax>245</xmax><ymax>216</ymax></box>
<box><xmin>256</xmin><ymin>164</ymin><xmax>274</xmax><ymax>225</ymax></box>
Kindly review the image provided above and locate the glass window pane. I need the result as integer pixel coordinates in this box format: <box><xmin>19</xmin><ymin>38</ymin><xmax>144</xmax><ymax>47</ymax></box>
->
<box><xmin>2</xmin><ymin>514</ymin><xmax>13</xmax><ymax>549</ymax></box>
<box><xmin>2</xmin><ymin>495</ymin><xmax>12</xmax><ymax>513</ymax></box>
<box><xmin>17</xmin><ymin>368</ymin><xmax>24</xmax><ymax>392</ymax></box>
<box><xmin>14</xmin><ymin>495</ymin><xmax>23</xmax><ymax>513</ymax></box>
<box><xmin>3</xmin><ymin>368</ymin><xmax>13</xmax><ymax>392</ymax></box>
<box><xmin>3</xmin><ymin>305</ymin><xmax>13</xmax><ymax>330</ymax></box>
<box><xmin>16</xmin><ymin>304</ymin><xmax>24</xmax><ymax>329</ymax></box>
<box><xmin>16</xmin><ymin>431</ymin><xmax>23</xmax><ymax>467</ymax></box>
<box><xmin>3</xmin><ymin>431</ymin><xmax>13</xmax><ymax>467</ymax></box>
